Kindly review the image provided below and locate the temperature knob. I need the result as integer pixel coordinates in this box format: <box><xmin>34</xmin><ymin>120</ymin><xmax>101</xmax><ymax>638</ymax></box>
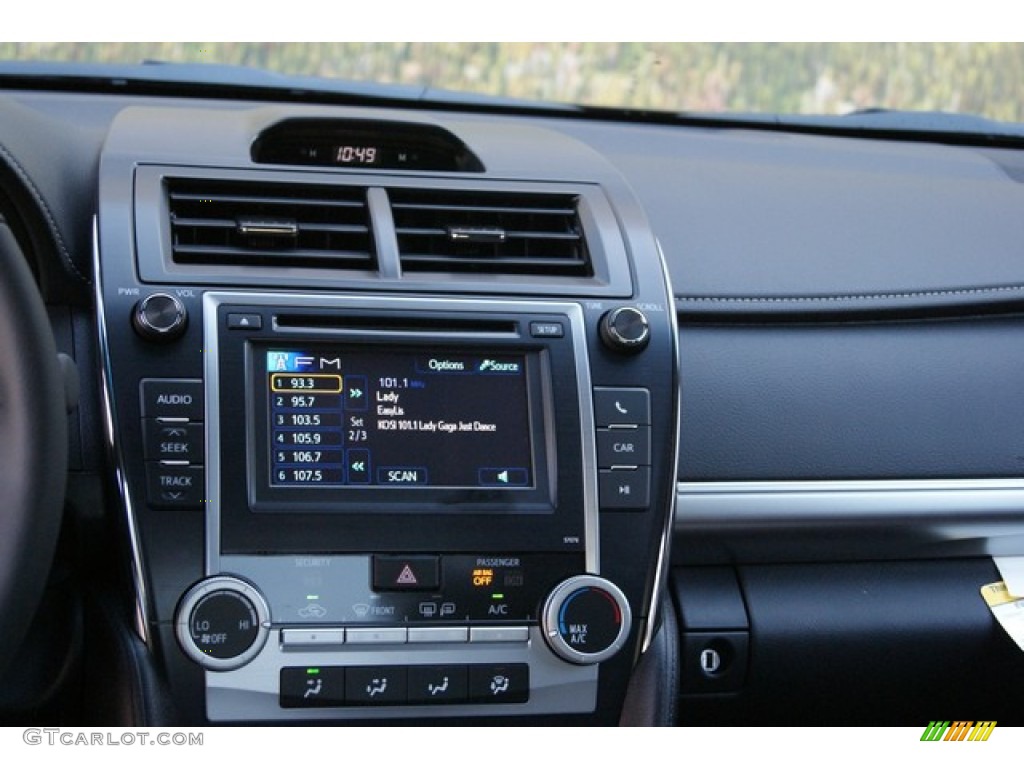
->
<box><xmin>175</xmin><ymin>576</ymin><xmax>270</xmax><ymax>671</ymax></box>
<box><xmin>541</xmin><ymin>575</ymin><xmax>632</xmax><ymax>664</ymax></box>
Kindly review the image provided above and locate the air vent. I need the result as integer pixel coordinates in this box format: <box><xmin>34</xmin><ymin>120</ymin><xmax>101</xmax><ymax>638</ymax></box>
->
<box><xmin>390</xmin><ymin>189</ymin><xmax>592</xmax><ymax>276</ymax></box>
<box><xmin>167</xmin><ymin>179</ymin><xmax>374</xmax><ymax>270</ymax></box>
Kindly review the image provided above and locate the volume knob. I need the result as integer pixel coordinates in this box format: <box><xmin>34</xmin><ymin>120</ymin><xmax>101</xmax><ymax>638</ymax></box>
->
<box><xmin>132</xmin><ymin>293</ymin><xmax>187</xmax><ymax>342</ymax></box>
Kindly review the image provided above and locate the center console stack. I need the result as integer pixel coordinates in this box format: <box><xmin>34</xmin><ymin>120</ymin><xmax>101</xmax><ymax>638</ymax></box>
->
<box><xmin>95</xmin><ymin>107</ymin><xmax>678</xmax><ymax>724</ymax></box>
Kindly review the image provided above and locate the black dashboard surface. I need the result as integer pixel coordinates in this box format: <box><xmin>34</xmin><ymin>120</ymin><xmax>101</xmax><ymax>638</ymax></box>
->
<box><xmin>1</xmin><ymin>83</ymin><xmax>1023</xmax><ymax>726</ymax></box>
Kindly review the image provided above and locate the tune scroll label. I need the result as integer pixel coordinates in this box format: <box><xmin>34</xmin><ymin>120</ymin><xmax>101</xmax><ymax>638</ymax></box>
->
<box><xmin>542</xmin><ymin>575</ymin><xmax>631</xmax><ymax>665</ymax></box>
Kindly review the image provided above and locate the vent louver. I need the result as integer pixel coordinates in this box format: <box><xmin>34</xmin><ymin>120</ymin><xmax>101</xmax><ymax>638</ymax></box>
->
<box><xmin>390</xmin><ymin>189</ymin><xmax>592</xmax><ymax>276</ymax></box>
<box><xmin>168</xmin><ymin>179</ymin><xmax>374</xmax><ymax>270</ymax></box>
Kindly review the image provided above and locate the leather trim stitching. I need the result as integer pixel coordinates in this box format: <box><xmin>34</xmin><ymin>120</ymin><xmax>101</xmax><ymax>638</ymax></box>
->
<box><xmin>0</xmin><ymin>140</ymin><xmax>90</xmax><ymax>285</ymax></box>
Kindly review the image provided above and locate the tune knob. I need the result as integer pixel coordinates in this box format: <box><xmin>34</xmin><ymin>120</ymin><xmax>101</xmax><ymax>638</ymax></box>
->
<box><xmin>175</xmin><ymin>576</ymin><xmax>271</xmax><ymax>671</ymax></box>
<box><xmin>599</xmin><ymin>307</ymin><xmax>650</xmax><ymax>353</ymax></box>
<box><xmin>541</xmin><ymin>575</ymin><xmax>632</xmax><ymax>664</ymax></box>
<box><xmin>132</xmin><ymin>293</ymin><xmax>187</xmax><ymax>342</ymax></box>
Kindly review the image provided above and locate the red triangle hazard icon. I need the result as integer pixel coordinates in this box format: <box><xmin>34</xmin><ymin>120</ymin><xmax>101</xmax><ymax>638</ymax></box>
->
<box><xmin>396</xmin><ymin>564</ymin><xmax>418</xmax><ymax>585</ymax></box>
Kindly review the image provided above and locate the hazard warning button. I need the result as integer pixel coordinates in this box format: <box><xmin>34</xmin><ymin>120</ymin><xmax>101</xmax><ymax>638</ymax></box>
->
<box><xmin>372</xmin><ymin>556</ymin><xmax>440</xmax><ymax>592</ymax></box>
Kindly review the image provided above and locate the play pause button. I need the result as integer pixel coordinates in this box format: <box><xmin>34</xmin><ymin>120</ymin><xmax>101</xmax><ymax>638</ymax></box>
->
<box><xmin>598</xmin><ymin>468</ymin><xmax>651</xmax><ymax>510</ymax></box>
<box><xmin>372</xmin><ymin>555</ymin><xmax>440</xmax><ymax>591</ymax></box>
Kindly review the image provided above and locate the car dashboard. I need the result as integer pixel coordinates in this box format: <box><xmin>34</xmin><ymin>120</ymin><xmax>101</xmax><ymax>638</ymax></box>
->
<box><xmin>2</xmin><ymin>79</ymin><xmax>1024</xmax><ymax>726</ymax></box>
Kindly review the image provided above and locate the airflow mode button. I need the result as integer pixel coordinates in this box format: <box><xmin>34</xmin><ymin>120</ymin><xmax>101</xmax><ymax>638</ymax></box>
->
<box><xmin>281</xmin><ymin>666</ymin><xmax>346</xmax><ymax>708</ymax></box>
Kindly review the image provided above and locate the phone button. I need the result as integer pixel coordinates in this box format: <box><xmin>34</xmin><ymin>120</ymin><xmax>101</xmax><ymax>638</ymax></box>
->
<box><xmin>593</xmin><ymin>388</ymin><xmax>650</xmax><ymax>427</ymax></box>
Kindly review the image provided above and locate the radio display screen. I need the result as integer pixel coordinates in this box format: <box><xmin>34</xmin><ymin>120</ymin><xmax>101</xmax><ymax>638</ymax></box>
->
<box><xmin>264</xmin><ymin>346</ymin><xmax>535</xmax><ymax>490</ymax></box>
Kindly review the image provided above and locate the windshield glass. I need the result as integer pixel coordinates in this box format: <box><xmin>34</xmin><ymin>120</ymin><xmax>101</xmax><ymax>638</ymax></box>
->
<box><xmin>2</xmin><ymin>42</ymin><xmax>1023</xmax><ymax>123</ymax></box>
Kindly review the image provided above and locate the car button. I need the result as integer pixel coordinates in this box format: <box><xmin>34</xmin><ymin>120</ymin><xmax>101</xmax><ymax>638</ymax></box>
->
<box><xmin>596</xmin><ymin>427</ymin><xmax>651</xmax><ymax>467</ymax></box>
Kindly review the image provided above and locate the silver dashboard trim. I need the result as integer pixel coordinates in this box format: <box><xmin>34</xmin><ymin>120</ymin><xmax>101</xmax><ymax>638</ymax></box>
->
<box><xmin>639</xmin><ymin>239</ymin><xmax>681</xmax><ymax>654</ymax></box>
<box><xmin>676</xmin><ymin>478</ymin><xmax>1024</xmax><ymax>524</ymax></box>
<box><xmin>92</xmin><ymin>216</ymin><xmax>152</xmax><ymax>642</ymax></box>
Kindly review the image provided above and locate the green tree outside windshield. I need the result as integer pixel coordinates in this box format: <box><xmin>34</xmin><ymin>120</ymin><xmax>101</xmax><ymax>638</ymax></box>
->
<box><xmin>3</xmin><ymin>42</ymin><xmax>1023</xmax><ymax>122</ymax></box>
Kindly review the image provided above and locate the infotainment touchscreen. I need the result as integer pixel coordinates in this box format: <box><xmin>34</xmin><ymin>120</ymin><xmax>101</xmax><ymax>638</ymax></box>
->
<box><xmin>263</xmin><ymin>346</ymin><xmax>535</xmax><ymax>490</ymax></box>
<box><xmin>219</xmin><ymin>305</ymin><xmax>578</xmax><ymax>552</ymax></box>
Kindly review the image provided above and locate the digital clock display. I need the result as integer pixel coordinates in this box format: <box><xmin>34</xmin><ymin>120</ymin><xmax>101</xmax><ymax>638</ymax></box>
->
<box><xmin>333</xmin><ymin>145</ymin><xmax>379</xmax><ymax>165</ymax></box>
<box><xmin>252</xmin><ymin>119</ymin><xmax>485</xmax><ymax>171</ymax></box>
